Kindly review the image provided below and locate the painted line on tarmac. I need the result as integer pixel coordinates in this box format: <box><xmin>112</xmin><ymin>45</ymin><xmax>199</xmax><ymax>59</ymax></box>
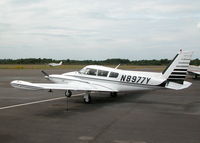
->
<box><xmin>0</xmin><ymin>93</ymin><xmax>84</xmax><ymax>110</ymax></box>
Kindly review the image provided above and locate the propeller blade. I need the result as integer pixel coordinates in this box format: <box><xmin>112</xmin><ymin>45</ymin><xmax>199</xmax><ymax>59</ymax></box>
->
<box><xmin>41</xmin><ymin>70</ymin><xmax>49</xmax><ymax>77</ymax></box>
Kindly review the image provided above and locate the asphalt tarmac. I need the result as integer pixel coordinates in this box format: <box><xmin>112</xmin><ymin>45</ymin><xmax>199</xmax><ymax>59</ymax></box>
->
<box><xmin>0</xmin><ymin>69</ymin><xmax>200</xmax><ymax>143</ymax></box>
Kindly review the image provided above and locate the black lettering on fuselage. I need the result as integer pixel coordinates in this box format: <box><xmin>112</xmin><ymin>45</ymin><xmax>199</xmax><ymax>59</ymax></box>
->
<box><xmin>126</xmin><ymin>75</ymin><xmax>131</xmax><ymax>82</ymax></box>
<box><xmin>120</xmin><ymin>75</ymin><xmax>151</xmax><ymax>85</ymax></box>
<box><xmin>121</xmin><ymin>75</ymin><xmax>126</xmax><ymax>82</ymax></box>
<box><xmin>146</xmin><ymin>78</ymin><xmax>151</xmax><ymax>84</ymax></box>
<box><xmin>131</xmin><ymin>76</ymin><xmax>137</xmax><ymax>82</ymax></box>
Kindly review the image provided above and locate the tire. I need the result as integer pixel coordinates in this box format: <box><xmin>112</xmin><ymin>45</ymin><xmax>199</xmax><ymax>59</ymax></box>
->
<box><xmin>83</xmin><ymin>95</ymin><xmax>91</xmax><ymax>104</ymax></box>
<box><xmin>65</xmin><ymin>90</ymin><xmax>72</xmax><ymax>97</ymax></box>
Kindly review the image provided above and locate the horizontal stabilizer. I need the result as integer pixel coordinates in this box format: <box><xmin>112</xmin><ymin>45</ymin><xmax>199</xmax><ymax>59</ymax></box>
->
<box><xmin>165</xmin><ymin>81</ymin><xmax>192</xmax><ymax>90</ymax></box>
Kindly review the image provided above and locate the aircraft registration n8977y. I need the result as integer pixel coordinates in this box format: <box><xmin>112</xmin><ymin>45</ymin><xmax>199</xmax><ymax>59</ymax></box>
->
<box><xmin>11</xmin><ymin>50</ymin><xmax>193</xmax><ymax>103</ymax></box>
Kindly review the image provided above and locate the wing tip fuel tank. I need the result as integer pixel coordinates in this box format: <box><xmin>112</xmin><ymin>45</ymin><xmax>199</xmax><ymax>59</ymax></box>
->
<box><xmin>10</xmin><ymin>80</ymin><xmax>43</xmax><ymax>90</ymax></box>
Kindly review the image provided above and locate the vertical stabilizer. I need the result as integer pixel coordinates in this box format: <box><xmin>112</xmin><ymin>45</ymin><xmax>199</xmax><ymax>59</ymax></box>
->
<box><xmin>162</xmin><ymin>50</ymin><xmax>193</xmax><ymax>84</ymax></box>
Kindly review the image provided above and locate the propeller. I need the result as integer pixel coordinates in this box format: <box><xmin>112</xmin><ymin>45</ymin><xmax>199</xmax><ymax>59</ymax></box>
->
<box><xmin>41</xmin><ymin>70</ymin><xmax>49</xmax><ymax>79</ymax></box>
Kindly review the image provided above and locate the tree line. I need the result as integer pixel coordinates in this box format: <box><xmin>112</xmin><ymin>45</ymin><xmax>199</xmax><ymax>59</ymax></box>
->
<box><xmin>0</xmin><ymin>58</ymin><xmax>199</xmax><ymax>65</ymax></box>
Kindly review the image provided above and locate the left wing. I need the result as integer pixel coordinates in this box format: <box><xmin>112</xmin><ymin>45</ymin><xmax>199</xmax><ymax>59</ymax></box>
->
<box><xmin>10</xmin><ymin>80</ymin><xmax>117</xmax><ymax>92</ymax></box>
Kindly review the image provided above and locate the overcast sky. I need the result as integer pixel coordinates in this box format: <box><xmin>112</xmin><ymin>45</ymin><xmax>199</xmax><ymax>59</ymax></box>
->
<box><xmin>0</xmin><ymin>0</ymin><xmax>200</xmax><ymax>60</ymax></box>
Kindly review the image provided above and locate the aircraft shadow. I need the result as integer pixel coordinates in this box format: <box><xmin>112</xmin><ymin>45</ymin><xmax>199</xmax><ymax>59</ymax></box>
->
<box><xmin>36</xmin><ymin>90</ymin><xmax>152</xmax><ymax>118</ymax></box>
<box><xmin>72</xmin><ymin>90</ymin><xmax>151</xmax><ymax>104</ymax></box>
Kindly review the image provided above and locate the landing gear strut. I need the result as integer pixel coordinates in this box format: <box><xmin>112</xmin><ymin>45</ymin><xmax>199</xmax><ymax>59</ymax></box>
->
<box><xmin>65</xmin><ymin>90</ymin><xmax>72</xmax><ymax>97</ymax></box>
<box><xmin>110</xmin><ymin>92</ymin><xmax>118</xmax><ymax>97</ymax></box>
<box><xmin>83</xmin><ymin>92</ymin><xmax>91</xmax><ymax>104</ymax></box>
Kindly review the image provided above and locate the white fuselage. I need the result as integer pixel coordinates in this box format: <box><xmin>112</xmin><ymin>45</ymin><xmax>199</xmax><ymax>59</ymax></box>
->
<box><xmin>47</xmin><ymin>65</ymin><xmax>166</xmax><ymax>92</ymax></box>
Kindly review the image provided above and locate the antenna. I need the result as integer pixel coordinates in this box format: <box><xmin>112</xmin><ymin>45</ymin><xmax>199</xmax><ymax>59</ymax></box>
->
<box><xmin>115</xmin><ymin>64</ymin><xmax>120</xmax><ymax>69</ymax></box>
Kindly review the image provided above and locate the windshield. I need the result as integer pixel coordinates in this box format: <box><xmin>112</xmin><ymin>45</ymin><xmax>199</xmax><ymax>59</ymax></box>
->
<box><xmin>79</xmin><ymin>67</ymin><xmax>109</xmax><ymax>77</ymax></box>
<box><xmin>79</xmin><ymin>68</ymin><xmax>97</xmax><ymax>76</ymax></box>
<box><xmin>79</xmin><ymin>68</ymin><xmax>86</xmax><ymax>74</ymax></box>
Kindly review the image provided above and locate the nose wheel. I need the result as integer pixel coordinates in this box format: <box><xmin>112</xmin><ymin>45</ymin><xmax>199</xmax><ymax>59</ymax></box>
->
<box><xmin>83</xmin><ymin>92</ymin><xmax>91</xmax><ymax>104</ymax></box>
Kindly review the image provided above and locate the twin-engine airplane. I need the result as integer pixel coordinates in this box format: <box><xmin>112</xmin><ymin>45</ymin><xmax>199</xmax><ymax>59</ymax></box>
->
<box><xmin>11</xmin><ymin>50</ymin><xmax>193</xmax><ymax>103</ymax></box>
<box><xmin>48</xmin><ymin>61</ymin><xmax>62</xmax><ymax>67</ymax></box>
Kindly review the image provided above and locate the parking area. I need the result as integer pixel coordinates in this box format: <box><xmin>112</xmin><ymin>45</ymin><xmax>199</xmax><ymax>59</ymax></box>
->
<box><xmin>0</xmin><ymin>69</ymin><xmax>200</xmax><ymax>143</ymax></box>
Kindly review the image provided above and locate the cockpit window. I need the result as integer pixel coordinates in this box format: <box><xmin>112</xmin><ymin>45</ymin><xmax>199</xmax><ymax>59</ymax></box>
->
<box><xmin>97</xmin><ymin>70</ymin><xmax>109</xmax><ymax>77</ymax></box>
<box><xmin>109</xmin><ymin>72</ymin><xmax>119</xmax><ymax>78</ymax></box>
<box><xmin>80</xmin><ymin>68</ymin><xmax>109</xmax><ymax>77</ymax></box>
<box><xmin>79</xmin><ymin>68</ymin><xmax>85</xmax><ymax>74</ymax></box>
<box><xmin>81</xmin><ymin>68</ymin><xmax>97</xmax><ymax>76</ymax></box>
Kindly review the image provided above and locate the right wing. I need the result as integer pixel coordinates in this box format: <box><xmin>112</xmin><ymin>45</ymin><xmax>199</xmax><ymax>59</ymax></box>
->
<box><xmin>10</xmin><ymin>80</ymin><xmax>118</xmax><ymax>92</ymax></box>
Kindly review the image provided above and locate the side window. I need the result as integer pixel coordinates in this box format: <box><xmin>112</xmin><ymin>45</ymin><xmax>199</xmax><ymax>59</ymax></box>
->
<box><xmin>86</xmin><ymin>68</ymin><xmax>97</xmax><ymax>76</ymax></box>
<box><xmin>109</xmin><ymin>72</ymin><xmax>119</xmax><ymax>78</ymax></box>
<box><xmin>97</xmin><ymin>70</ymin><xmax>109</xmax><ymax>77</ymax></box>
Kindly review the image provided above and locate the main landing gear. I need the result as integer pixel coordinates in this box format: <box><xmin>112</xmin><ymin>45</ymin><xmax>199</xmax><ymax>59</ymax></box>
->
<box><xmin>65</xmin><ymin>90</ymin><xmax>72</xmax><ymax>97</ymax></box>
<box><xmin>63</xmin><ymin>91</ymin><xmax>118</xmax><ymax>104</ymax></box>
<box><xmin>193</xmin><ymin>74</ymin><xmax>198</xmax><ymax>79</ymax></box>
<box><xmin>83</xmin><ymin>92</ymin><xmax>91</xmax><ymax>104</ymax></box>
<box><xmin>64</xmin><ymin>90</ymin><xmax>91</xmax><ymax>104</ymax></box>
<box><xmin>110</xmin><ymin>92</ymin><xmax>118</xmax><ymax>97</ymax></box>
